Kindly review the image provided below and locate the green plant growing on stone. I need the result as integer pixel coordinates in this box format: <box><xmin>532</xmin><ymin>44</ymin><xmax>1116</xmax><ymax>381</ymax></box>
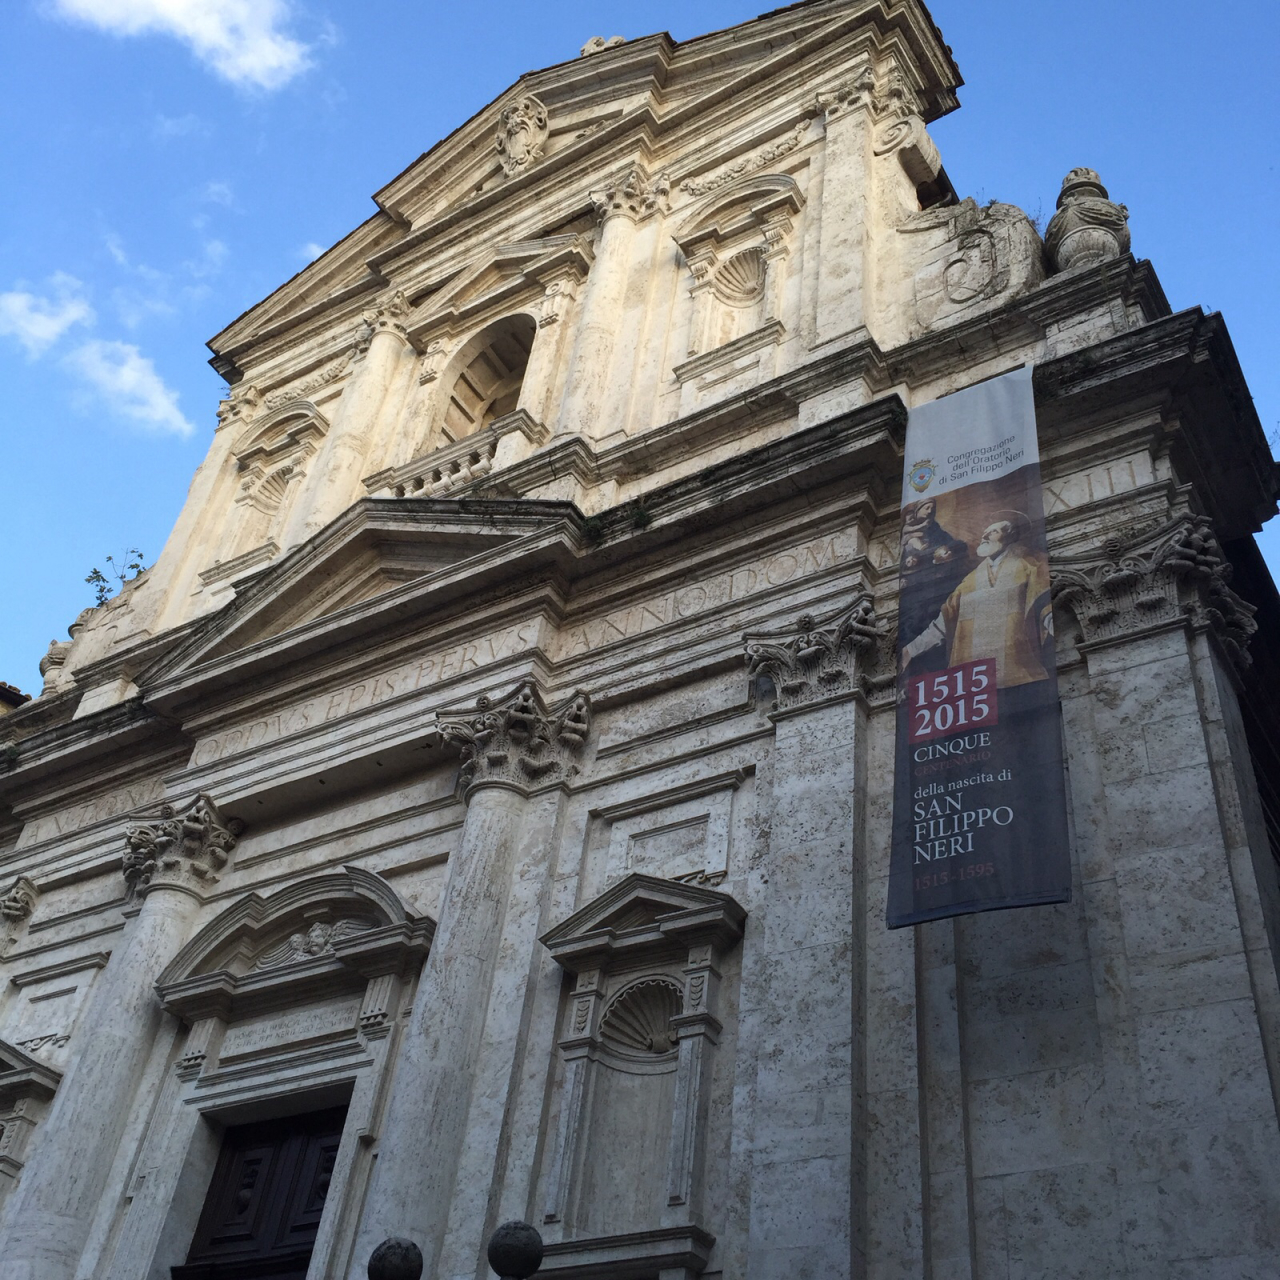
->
<box><xmin>85</xmin><ymin>549</ymin><xmax>147</xmax><ymax>606</ymax></box>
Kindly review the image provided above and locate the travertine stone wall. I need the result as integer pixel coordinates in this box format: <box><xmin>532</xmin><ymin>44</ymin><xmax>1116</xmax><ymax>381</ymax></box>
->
<box><xmin>2</xmin><ymin>3</ymin><xmax>1279</xmax><ymax>1279</ymax></box>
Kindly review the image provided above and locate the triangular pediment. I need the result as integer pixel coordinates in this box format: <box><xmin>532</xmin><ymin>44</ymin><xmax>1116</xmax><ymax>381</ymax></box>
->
<box><xmin>143</xmin><ymin>498</ymin><xmax>572</xmax><ymax>685</ymax></box>
<box><xmin>208</xmin><ymin>2</ymin><xmax>959</xmax><ymax>369</ymax></box>
<box><xmin>0</xmin><ymin>1036</ymin><xmax>62</xmax><ymax>1106</ymax></box>
<box><xmin>407</xmin><ymin>235</ymin><xmax>593</xmax><ymax>342</ymax></box>
<box><xmin>541</xmin><ymin>872</ymin><xmax>746</xmax><ymax>971</ymax></box>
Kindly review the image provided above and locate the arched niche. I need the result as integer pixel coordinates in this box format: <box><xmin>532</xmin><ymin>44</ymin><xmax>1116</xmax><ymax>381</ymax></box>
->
<box><xmin>226</xmin><ymin>400</ymin><xmax>331</xmax><ymax>559</ymax></box>
<box><xmin>538</xmin><ymin>873</ymin><xmax>745</xmax><ymax>1266</ymax></box>
<box><xmin>437</xmin><ymin>314</ymin><xmax>537</xmax><ymax>443</ymax></box>
<box><xmin>674</xmin><ymin>173</ymin><xmax>805</xmax><ymax>358</ymax></box>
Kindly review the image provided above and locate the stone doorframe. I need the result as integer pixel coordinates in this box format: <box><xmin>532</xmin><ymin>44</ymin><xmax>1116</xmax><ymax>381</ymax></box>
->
<box><xmin>102</xmin><ymin>867</ymin><xmax>433</xmax><ymax>1280</ymax></box>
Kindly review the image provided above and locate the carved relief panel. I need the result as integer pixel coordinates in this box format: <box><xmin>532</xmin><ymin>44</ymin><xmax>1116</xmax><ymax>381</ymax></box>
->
<box><xmin>539</xmin><ymin>875</ymin><xmax>745</xmax><ymax>1252</ymax></box>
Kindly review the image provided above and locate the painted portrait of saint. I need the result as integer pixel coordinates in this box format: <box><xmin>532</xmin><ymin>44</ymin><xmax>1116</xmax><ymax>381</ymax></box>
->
<box><xmin>900</xmin><ymin>511</ymin><xmax>1053</xmax><ymax>687</ymax></box>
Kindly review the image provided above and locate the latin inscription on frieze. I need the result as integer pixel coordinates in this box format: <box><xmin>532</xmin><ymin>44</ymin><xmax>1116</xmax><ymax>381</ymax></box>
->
<box><xmin>191</xmin><ymin>530</ymin><xmax>861</xmax><ymax>769</ymax></box>
<box><xmin>556</xmin><ymin>529</ymin><xmax>860</xmax><ymax>658</ymax></box>
<box><xmin>191</xmin><ymin>620</ymin><xmax>542</xmax><ymax>767</ymax></box>
<box><xmin>17</xmin><ymin>776</ymin><xmax>168</xmax><ymax>849</ymax></box>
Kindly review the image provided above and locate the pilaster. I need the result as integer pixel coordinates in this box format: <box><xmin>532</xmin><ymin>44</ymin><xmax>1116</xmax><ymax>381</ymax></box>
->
<box><xmin>287</xmin><ymin>290</ymin><xmax>416</xmax><ymax>543</ymax></box>
<box><xmin>741</xmin><ymin>596</ymin><xmax>882</xmax><ymax>1280</ymax></box>
<box><xmin>558</xmin><ymin>167</ymin><xmax>669</xmax><ymax>444</ymax></box>
<box><xmin>351</xmin><ymin>681</ymin><xmax>591</xmax><ymax>1278</ymax></box>
<box><xmin>0</xmin><ymin>794</ymin><xmax>240</xmax><ymax>1280</ymax></box>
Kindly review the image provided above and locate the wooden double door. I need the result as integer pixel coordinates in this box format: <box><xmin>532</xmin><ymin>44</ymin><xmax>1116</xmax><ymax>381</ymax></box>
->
<box><xmin>172</xmin><ymin>1106</ymin><xmax>347</xmax><ymax>1280</ymax></box>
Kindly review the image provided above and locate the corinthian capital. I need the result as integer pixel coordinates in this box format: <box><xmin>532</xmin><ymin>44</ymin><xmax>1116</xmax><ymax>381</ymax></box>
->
<box><xmin>1052</xmin><ymin>513</ymin><xmax>1257</xmax><ymax>666</ymax></box>
<box><xmin>1</xmin><ymin>875</ymin><xmax>37</xmax><ymax>925</ymax></box>
<box><xmin>438</xmin><ymin>682</ymin><xmax>592</xmax><ymax>798</ymax></box>
<box><xmin>123</xmin><ymin>794</ymin><xmax>243</xmax><ymax>897</ymax></box>
<box><xmin>353</xmin><ymin>290</ymin><xmax>412</xmax><ymax>356</ymax></box>
<box><xmin>744</xmin><ymin>595</ymin><xmax>882</xmax><ymax>712</ymax></box>
<box><xmin>590</xmin><ymin>167</ymin><xmax>671</xmax><ymax>222</ymax></box>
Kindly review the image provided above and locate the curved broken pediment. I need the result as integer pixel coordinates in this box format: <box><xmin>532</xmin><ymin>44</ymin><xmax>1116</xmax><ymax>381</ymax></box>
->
<box><xmin>156</xmin><ymin>867</ymin><xmax>434</xmax><ymax>1024</ymax></box>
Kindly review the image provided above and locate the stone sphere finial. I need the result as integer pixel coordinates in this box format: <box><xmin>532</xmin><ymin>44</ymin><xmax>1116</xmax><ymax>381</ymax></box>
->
<box><xmin>487</xmin><ymin>1221</ymin><xmax>544</xmax><ymax>1280</ymax></box>
<box><xmin>368</xmin><ymin>1237</ymin><xmax>424</xmax><ymax>1280</ymax></box>
<box><xmin>1044</xmin><ymin>165</ymin><xmax>1130</xmax><ymax>273</ymax></box>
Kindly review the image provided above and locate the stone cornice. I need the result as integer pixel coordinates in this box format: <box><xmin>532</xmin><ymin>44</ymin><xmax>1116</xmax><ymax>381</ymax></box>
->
<box><xmin>210</xmin><ymin>3</ymin><xmax>960</xmax><ymax>367</ymax></box>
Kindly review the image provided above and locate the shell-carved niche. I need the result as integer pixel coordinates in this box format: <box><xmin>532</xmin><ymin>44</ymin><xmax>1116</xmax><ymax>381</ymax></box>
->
<box><xmin>674</xmin><ymin>173</ymin><xmax>805</xmax><ymax>359</ymax></box>
<box><xmin>228</xmin><ymin>400</ymin><xmax>330</xmax><ymax>558</ymax></box>
<box><xmin>539</xmin><ymin>874</ymin><xmax>746</xmax><ymax>1250</ymax></box>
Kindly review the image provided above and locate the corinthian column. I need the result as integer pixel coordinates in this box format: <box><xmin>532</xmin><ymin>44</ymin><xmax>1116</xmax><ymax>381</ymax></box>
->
<box><xmin>286</xmin><ymin>291</ymin><xmax>415</xmax><ymax>543</ymax></box>
<box><xmin>557</xmin><ymin>167</ymin><xmax>668</xmax><ymax>444</ymax></box>
<box><xmin>741</xmin><ymin>597</ymin><xmax>883</xmax><ymax>1280</ymax></box>
<box><xmin>0</xmin><ymin>796</ymin><xmax>241</xmax><ymax>1280</ymax></box>
<box><xmin>351</xmin><ymin>682</ymin><xmax>590</xmax><ymax>1277</ymax></box>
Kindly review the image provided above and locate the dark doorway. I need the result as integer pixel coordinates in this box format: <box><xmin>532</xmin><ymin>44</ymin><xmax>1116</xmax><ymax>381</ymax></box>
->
<box><xmin>172</xmin><ymin>1105</ymin><xmax>347</xmax><ymax>1280</ymax></box>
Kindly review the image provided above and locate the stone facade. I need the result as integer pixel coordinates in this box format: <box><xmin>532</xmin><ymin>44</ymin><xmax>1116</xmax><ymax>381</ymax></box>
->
<box><xmin>2</xmin><ymin>3</ymin><xmax>1280</xmax><ymax>1277</ymax></box>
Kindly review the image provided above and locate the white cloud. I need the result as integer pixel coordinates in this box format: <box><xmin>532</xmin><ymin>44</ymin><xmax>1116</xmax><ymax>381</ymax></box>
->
<box><xmin>203</xmin><ymin>181</ymin><xmax>235</xmax><ymax>207</ymax></box>
<box><xmin>153</xmin><ymin>112</ymin><xmax>209</xmax><ymax>140</ymax></box>
<box><xmin>51</xmin><ymin>0</ymin><xmax>312</xmax><ymax>90</ymax></box>
<box><xmin>65</xmin><ymin>340</ymin><xmax>193</xmax><ymax>437</ymax></box>
<box><xmin>300</xmin><ymin>242</ymin><xmax>326</xmax><ymax>262</ymax></box>
<box><xmin>0</xmin><ymin>274</ymin><xmax>95</xmax><ymax>358</ymax></box>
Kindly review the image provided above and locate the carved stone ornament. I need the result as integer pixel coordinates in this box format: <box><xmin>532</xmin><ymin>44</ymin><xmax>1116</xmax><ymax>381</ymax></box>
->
<box><xmin>252</xmin><ymin>919</ymin><xmax>370</xmax><ymax>970</ymax></box>
<box><xmin>590</xmin><ymin>166</ymin><xmax>671</xmax><ymax>222</ymax></box>
<box><xmin>39</xmin><ymin>640</ymin><xmax>72</xmax><ymax>696</ymax></box>
<box><xmin>1052</xmin><ymin>513</ymin><xmax>1257</xmax><ymax>667</ymax></box>
<box><xmin>817</xmin><ymin>58</ymin><xmax>920</xmax><ymax>123</ymax></box>
<box><xmin>354</xmin><ymin>290</ymin><xmax>412</xmax><ymax>356</ymax></box>
<box><xmin>744</xmin><ymin>594</ymin><xmax>882</xmax><ymax>711</ymax></box>
<box><xmin>580</xmin><ymin>35</ymin><xmax>625</xmax><ymax>57</ymax></box>
<box><xmin>496</xmin><ymin>95</ymin><xmax>550</xmax><ymax>179</ymax></box>
<box><xmin>679</xmin><ymin>120</ymin><xmax>812</xmax><ymax>199</ymax></box>
<box><xmin>438</xmin><ymin>682</ymin><xmax>592</xmax><ymax>797</ymax></box>
<box><xmin>1</xmin><ymin>876</ymin><xmax>37</xmax><ymax>924</ymax></box>
<box><xmin>123</xmin><ymin>793</ymin><xmax>244</xmax><ymax>896</ymax></box>
<box><xmin>1044</xmin><ymin>168</ymin><xmax>1131</xmax><ymax>273</ymax></box>
<box><xmin>262</xmin><ymin>356</ymin><xmax>351</xmax><ymax>411</ymax></box>
<box><xmin>900</xmin><ymin>198</ymin><xmax>1045</xmax><ymax>333</ymax></box>
<box><xmin>216</xmin><ymin>383</ymin><xmax>263</xmax><ymax>430</ymax></box>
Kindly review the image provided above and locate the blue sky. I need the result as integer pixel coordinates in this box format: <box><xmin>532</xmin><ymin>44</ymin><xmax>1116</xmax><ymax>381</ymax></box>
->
<box><xmin>2</xmin><ymin>0</ymin><xmax>1277</xmax><ymax>694</ymax></box>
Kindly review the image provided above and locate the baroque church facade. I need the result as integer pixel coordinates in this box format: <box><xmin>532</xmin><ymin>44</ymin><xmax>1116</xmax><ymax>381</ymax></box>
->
<box><xmin>3</xmin><ymin>2</ymin><xmax>1280</xmax><ymax>1276</ymax></box>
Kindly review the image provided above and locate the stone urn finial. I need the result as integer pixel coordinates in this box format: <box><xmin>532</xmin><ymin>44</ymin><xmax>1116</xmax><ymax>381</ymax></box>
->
<box><xmin>1044</xmin><ymin>166</ymin><xmax>1131</xmax><ymax>272</ymax></box>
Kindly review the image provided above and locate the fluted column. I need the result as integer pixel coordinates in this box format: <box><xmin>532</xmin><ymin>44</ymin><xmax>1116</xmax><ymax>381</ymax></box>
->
<box><xmin>741</xmin><ymin>598</ymin><xmax>883</xmax><ymax>1280</ymax></box>
<box><xmin>286</xmin><ymin>291</ymin><xmax>414</xmax><ymax>543</ymax></box>
<box><xmin>557</xmin><ymin>167</ymin><xmax>667</xmax><ymax>443</ymax></box>
<box><xmin>351</xmin><ymin>682</ymin><xmax>590</xmax><ymax>1278</ymax></box>
<box><xmin>0</xmin><ymin>796</ymin><xmax>240</xmax><ymax>1280</ymax></box>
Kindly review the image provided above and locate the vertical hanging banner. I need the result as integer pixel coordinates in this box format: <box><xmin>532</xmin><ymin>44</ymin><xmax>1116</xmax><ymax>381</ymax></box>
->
<box><xmin>887</xmin><ymin>366</ymin><xmax>1071</xmax><ymax>928</ymax></box>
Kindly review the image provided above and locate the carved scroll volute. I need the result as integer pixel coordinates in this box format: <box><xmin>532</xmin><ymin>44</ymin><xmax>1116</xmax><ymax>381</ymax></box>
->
<box><xmin>744</xmin><ymin>594</ymin><xmax>885</xmax><ymax>712</ymax></box>
<box><xmin>122</xmin><ymin>794</ymin><xmax>243</xmax><ymax>898</ymax></box>
<box><xmin>1052</xmin><ymin>514</ymin><xmax>1258</xmax><ymax>667</ymax></box>
<box><xmin>437</xmin><ymin>682</ymin><xmax>592</xmax><ymax>800</ymax></box>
